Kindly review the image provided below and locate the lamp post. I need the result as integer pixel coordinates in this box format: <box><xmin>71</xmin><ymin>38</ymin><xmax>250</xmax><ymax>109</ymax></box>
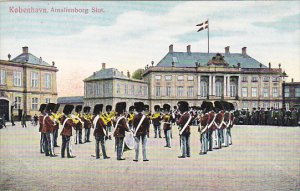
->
<box><xmin>280</xmin><ymin>71</ymin><xmax>287</xmax><ymax>108</ymax></box>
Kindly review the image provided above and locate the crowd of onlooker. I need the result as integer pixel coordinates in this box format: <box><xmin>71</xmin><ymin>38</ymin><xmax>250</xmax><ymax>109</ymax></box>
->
<box><xmin>233</xmin><ymin>107</ymin><xmax>300</xmax><ymax>126</ymax></box>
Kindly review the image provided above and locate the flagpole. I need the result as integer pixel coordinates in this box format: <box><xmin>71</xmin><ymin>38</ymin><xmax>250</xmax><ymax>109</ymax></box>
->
<box><xmin>207</xmin><ymin>19</ymin><xmax>209</xmax><ymax>54</ymax></box>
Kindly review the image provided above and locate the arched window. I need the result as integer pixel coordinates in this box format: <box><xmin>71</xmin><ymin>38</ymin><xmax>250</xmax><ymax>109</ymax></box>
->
<box><xmin>215</xmin><ymin>81</ymin><xmax>222</xmax><ymax>97</ymax></box>
<box><xmin>230</xmin><ymin>81</ymin><xmax>237</xmax><ymax>97</ymax></box>
<box><xmin>200</xmin><ymin>80</ymin><xmax>208</xmax><ymax>97</ymax></box>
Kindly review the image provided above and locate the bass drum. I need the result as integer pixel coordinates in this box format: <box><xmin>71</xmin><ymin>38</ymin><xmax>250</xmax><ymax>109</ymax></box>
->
<box><xmin>124</xmin><ymin>131</ymin><xmax>134</xmax><ymax>150</ymax></box>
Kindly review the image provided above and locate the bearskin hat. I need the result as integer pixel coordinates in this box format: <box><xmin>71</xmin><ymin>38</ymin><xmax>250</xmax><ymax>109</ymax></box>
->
<box><xmin>53</xmin><ymin>104</ymin><xmax>60</xmax><ymax>113</ymax></box>
<box><xmin>63</xmin><ymin>104</ymin><xmax>74</xmax><ymax>115</ymax></box>
<box><xmin>173</xmin><ymin>106</ymin><xmax>177</xmax><ymax>110</ymax></box>
<box><xmin>129</xmin><ymin>106</ymin><xmax>135</xmax><ymax>112</ymax></box>
<box><xmin>177</xmin><ymin>101</ymin><xmax>189</xmax><ymax>113</ymax></box>
<box><xmin>106</xmin><ymin>105</ymin><xmax>112</xmax><ymax>112</ymax></box>
<box><xmin>163</xmin><ymin>104</ymin><xmax>171</xmax><ymax>112</ymax></box>
<box><xmin>93</xmin><ymin>104</ymin><xmax>103</xmax><ymax>115</ymax></box>
<box><xmin>45</xmin><ymin>103</ymin><xmax>56</xmax><ymax>113</ymax></box>
<box><xmin>83</xmin><ymin>106</ymin><xmax>91</xmax><ymax>113</ymax></box>
<box><xmin>144</xmin><ymin>104</ymin><xmax>149</xmax><ymax>111</ymax></box>
<box><xmin>115</xmin><ymin>102</ymin><xmax>126</xmax><ymax>114</ymax></box>
<box><xmin>228</xmin><ymin>102</ymin><xmax>235</xmax><ymax>111</ymax></box>
<box><xmin>39</xmin><ymin>104</ymin><xmax>47</xmax><ymax>113</ymax></box>
<box><xmin>154</xmin><ymin>105</ymin><xmax>160</xmax><ymax>112</ymax></box>
<box><xmin>134</xmin><ymin>102</ymin><xmax>144</xmax><ymax>113</ymax></box>
<box><xmin>75</xmin><ymin>105</ymin><xmax>82</xmax><ymax>113</ymax></box>
<box><xmin>214</xmin><ymin>101</ymin><xmax>224</xmax><ymax>112</ymax></box>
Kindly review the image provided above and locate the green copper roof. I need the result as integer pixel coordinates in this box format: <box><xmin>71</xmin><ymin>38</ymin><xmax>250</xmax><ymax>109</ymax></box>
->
<box><xmin>12</xmin><ymin>53</ymin><xmax>51</xmax><ymax>66</ymax></box>
<box><xmin>157</xmin><ymin>52</ymin><xmax>267</xmax><ymax>68</ymax></box>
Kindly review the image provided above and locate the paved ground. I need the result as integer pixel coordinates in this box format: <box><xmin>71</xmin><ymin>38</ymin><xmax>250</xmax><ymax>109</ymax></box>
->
<box><xmin>0</xmin><ymin>122</ymin><xmax>299</xmax><ymax>191</ymax></box>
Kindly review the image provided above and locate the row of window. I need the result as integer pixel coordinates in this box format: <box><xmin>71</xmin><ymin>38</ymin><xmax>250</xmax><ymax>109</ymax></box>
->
<box><xmin>241</xmin><ymin>87</ymin><xmax>279</xmax><ymax>98</ymax></box>
<box><xmin>14</xmin><ymin>97</ymin><xmax>51</xmax><ymax>110</ymax></box>
<box><xmin>284</xmin><ymin>87</ymin><xmax>300</xmax><ymax>97</ymax></box>
<box><xmin>0</xmin><ymin>69</ymin><xmax>52</xmax><ymax>88</ymax></box>
<box><xmin>242</xmin><ymin>76</ymin><xmax>280</xmax><ymax>82</ymax></box>
<box><xmin>85</xmin><ymin>83</ymin><xmax>148</xmax><ymax>97</ymax></box>
<box><xmin>242</xmin><ymin>101</ymin><xmax>280</xmax><ymax>109</ymax></box>
<box><xmin>155</xmin><ymin>86</ymin><xmax>194</xmax><ymax>97</ymax></box>
<box><xmin>155</xmin><ymin>75</ymin><xmax>194</xmax><ymax>81</ymax></box>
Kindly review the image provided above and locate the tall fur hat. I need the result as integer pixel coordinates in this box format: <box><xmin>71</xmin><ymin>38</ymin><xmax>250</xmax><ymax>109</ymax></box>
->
<box><xmin>83</xmin><ymin>106</ymin><xmax>91</xmax><ymax>113</ymax></box>
<box><xmin>106</xmin><ymin>105</ymin><xmax>112</xmax><ymax>112</ymax></box>
<box><xmin>154</xmin><ymin>105</ymin><xmax>160</xmax><ymax>112</ymax></box>
<box><xmin>163</xmin><ymin>104</ymin><xmax>171</xmax><ymax>112</ymax></box>
<box><xmin>39</xmin><ymin>104</ymin><xmax>47</xmax><ymax>113</ymax></box>
<box><xmin>45</xmin><ymin>103</ymin><xmax>56</xmax><ymax>113</ymax></box>
<box><xmin>53</xmin><ymin>104</ymin><xmax>60</xmax><ymax>113</ymax></box>
<box><xmin>115</xmin><ymin>102</ymin><xmax>126</xmax><ymax>114</ymax></box>
<box><xmin>63</xmin><ymin>104</ymin><xmax>74</xmax><ymax>115</ymax></box>
<box><xmin>93</xmin><ymin>104</ymin><xmax>103</xmax><ymax>115</ymax></box>
<box><xmin>177</xmin><ymin>101</ymin><xmax>189</xmax><ymax>113</ymax></box>
<box><xmin>75</xmin><ymin>105</ymin><xmax>83</xmax><ymax>113</ymax></box>
<box><xmin>134</xmin><ymin>102</ymin><xmax>144</xmax><ymax>113</ymax></box>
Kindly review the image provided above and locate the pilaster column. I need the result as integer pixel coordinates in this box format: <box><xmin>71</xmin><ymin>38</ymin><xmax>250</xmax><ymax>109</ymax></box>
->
<box><xmin>237</xmin><ymin>75</ymin><xmax>242</xmax><ymax>98</ymax></box>
<box><xmin>212</xmin><ymin>75</ymin><xmax>216</xmax><ymax>96</ymax></box>
<box><xmin>209</xmin><ymin>75</ymin><xmax>212</xmax><ymax>95</ymax></box>
<box><xmin>227</xmin><ymin>75</ymin><xmax>230</xmax><ymax>96</ymax></box>
<box><xmin>197</xmin><ymin>75</ymin><xmax>201</xmax><ymax>96</ymax></box>
<box><xmin>223</xmin><ymin>76</ymin><xmax>226</xmax><ymax>97</ymax></box>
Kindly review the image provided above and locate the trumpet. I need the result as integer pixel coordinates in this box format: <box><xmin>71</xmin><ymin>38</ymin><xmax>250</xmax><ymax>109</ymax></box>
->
<box><xmin>150</xmin><ymin>112</ymin><xmax>161</xmax><ymax>120</ymax></box>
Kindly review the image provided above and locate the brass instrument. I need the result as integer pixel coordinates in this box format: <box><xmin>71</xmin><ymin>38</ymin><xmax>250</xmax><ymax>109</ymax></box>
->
<box><xmin>127</xmin><ymin>113</ymin><xmax>134</xmax><ymax>122</ymax></box>
<box><xmin>50</xmin><ymin>112</ymin><xmax>63</xmax><ymax>124</ymax></box>
<box><xmin>150</xmin><ymin>112</ymin><xmax>161</xmax><ymax>120</ymax></box>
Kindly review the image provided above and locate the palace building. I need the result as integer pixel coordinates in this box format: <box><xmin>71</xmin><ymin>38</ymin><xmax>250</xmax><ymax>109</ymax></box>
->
<box><xmin>0</xmin><ymin>47</ymin><xmax>58</xmax><ymax>120</ymax></box>
<box><xmin>84</xmin><ymin>45</ymin><xmax>286</xmax><ymax>112</ymax></box>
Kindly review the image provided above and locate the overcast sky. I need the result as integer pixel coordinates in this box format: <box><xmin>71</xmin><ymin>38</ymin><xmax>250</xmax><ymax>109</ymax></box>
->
<box><xmin>1</xmin><ymin>1</ymin><xmax>299</xmax><ymax>96</ymax></box>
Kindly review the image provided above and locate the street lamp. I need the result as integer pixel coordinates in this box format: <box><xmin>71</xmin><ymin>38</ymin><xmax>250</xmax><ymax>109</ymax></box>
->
<box><xmin>280</xmin><ymin>70</ymin><xmax>288</xmax><ymax>108</ymax></box>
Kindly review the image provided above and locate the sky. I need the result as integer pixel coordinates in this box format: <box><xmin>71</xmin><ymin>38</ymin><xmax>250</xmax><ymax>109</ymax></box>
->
<box><xmin>0</xmin><ymin>1</ymin><xmax>299</xmax><ymax>97</ymax></box>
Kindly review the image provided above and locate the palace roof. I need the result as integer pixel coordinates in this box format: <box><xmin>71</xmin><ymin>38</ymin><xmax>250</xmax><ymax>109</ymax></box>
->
<box><xmin>12</xmin><ymin>53</ymin><xmax>51</xmax><ymax>66</ymax></box>
<box><xmin>156</xmin><ymin>52</ymin><xmax>266</xmax><ymax>68</ymax></box>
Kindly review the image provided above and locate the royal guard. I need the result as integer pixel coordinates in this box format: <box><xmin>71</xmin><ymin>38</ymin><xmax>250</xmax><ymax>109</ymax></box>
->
<box><xmin>221</xmin><ymin>101</ymin><xmax>230</xmax><ymax>147</ymax></box>
<box><xmin>60</xmin><ymin>104</ymin><xmax>76</xmax><ymax>158</ymax></box>
<box><xmin>105</xmin><ymin>105</ymin><xmax>113</xmax><ymax>133</ymax></box>
<box><xmin>228</xmin><ymin>102</ymin><xmax>235</xmax><ymax>145</ymax></box>
<box><xmin>213</xmin><ymin>101</ymin><xmax>224</xmax><ymax>149</ymax></box>
<box><xmin>127</xmin><ymin>106</ymin><xmax>135</xmax><ymax>129</ymax></box>
<box><xmin>93</xmin><ymin>104</ymin><xmax>110</xmax><ymax>159</ymax></box>
<box><xmin>132</xmin><ymin>102</ymin><xmax>150</xmax><ymax>162</ymax></box>
<box><xmin>42</xmin><ymin>103</ymin><xmax>57</xmax><ymax>157</ymax></box>
<box><xmin>113</xmin><ymin>102</ymin><xmax>130</xmax><ymax>160</ymax></box>
<box><xmin>52</xmin><ymin>104</ymin><xmax>60</xmax><ymax>147</ymax></box>
<box><xmin>73</xmin><ymin>105</ymin><xmax>84</xmax><ymax>144</ymax></box>
<box><xmin>198</xmin><ymin>101</ymin><xmax>211</xmax><ymax>155</ymax></box>
<box><xmin>83</xmin><ymin>106</ymin><xmax>92</xmax><ymax>143</ymax></box>
<box><xmin>38</xmin><ymin>104</ymin><xmax>46</xmax><ymax>154</ymax></box>
<box><xmin>205</xmin><ymin>102</ymin><xmax>215</xmax><ymax>151</ymax></box>
<box><xmin>151</xmin><ymin>105</ymin><xmax>162</xmax><ymax>138</ymax></box>
<box><xmin>177</xmin><ymin>101</ymin><xmax>192</xmax><ymax>158</ymax></box>
<box><xmin>162</xmin><ymin>104</ymin><xmax>172</xmax><ymax>148</ymax></box>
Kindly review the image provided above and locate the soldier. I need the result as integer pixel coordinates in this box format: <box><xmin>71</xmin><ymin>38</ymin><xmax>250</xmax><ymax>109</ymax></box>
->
<box><xmin>104</xmin><ymin>105</ymin><xmax>113</xmax><ymax>133</ymax></box>
<box><xmin>221</xmin><ymin>101</ymin><xmax>230</xmax><ymax>147</ymax></box>
<box><xmin>162</xmin><ymin>104</ymin><xmax>172</xmax><ymax>148</ymax></box>
<box><xmin>52</xmin><ymin>104</ymin><xmax>60</xmax><ymax>147</ymax></box>
<box><xmin>83</xmin><ymin>106</ymin><xmax>92</xmax><ymax>143</ymax></box>
<box><xmin>198</xmin><ymin>101</ymin><xmax>211</xmax><ymax>155</ymax></box>
<box><xmin>42</xmin><ymin>103</ymin><xmax>57</xmax><ymax>157</ymax></box>
<box><xmin>93</xmin><ymin>104</ymin><xmax>110</xmax><ymax>160</ymax></box>
<box><xmin>21</xmin><ymin>112</ymin><xmax>27</xmax><ymax>128</ymax></box>
<box><xmin>113</xmin><ymin>102</ymin><xmax>130</xmax><ymax>160</ymax></box>
<box><xmin>177</xmin><ymin>101</ymin><xmax>192</xmax><ymax>158</ymax></box>
<box><xmin>132</xmin><ymin>102</ymin><xmax>150</xmax><ymax>162</ymax></box>
<box><xmin>227</xmin><ymin>102</ymin><xmax>235</xmax><ymax>145</ymax></box>
<box><xmin>245</xmin><ymin>108</ymin><xmax>251</xmax><ymax>125</ymax></box>
<box><xmin>152</xmin><ymin>105</ymin><xmax>162</xmax><ymax>138</ymax></box>
<box><xmin>60</xmin><ymin>105</ymin><xmax>76</xmax><ymax>158</ymax></box>
<box><xmin>127</xmin><ymin>106</ymin><xmax>135</xmax><ymax>130</ymax></box>
<box><xmin>291</xmin><ymin>108</ymin><xmax>298</xmax><ymax>126</ymax></box>
<box><xmin>38</xmin><ymin>104</ymin><xmax>47</xmax><ymax>153</ymax></box>
<box><xmin>213</xmin><ymin>101</ymin><xmax>224</xmax><ymax>149</ymax></box>
<box><xmin>73</xmin><ymin>105</ymin><xmax>84</xmax><ymax>144</ymax></box>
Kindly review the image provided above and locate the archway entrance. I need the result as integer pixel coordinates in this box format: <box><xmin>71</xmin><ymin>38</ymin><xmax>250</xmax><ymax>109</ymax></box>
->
<box><xmin>0</xmin><ymin>99</ymin><xmax>9</xmax><ymax>121</ymax></box>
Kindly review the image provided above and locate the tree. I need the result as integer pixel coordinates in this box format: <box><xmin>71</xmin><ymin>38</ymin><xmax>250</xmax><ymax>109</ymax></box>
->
<box><xmin>132</xmin><ymin>68</ymin><xmax>144</xmax><ymax>80</ymax></box>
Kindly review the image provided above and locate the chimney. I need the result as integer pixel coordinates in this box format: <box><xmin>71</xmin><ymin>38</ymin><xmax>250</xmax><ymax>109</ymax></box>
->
<box><xmin>242</xmin><ymin>47</ymin><xmax>247</xmax><ymax>55</ymax></box>
<box><xmin>52</xmin><ymin>61</ymin><xmax>55</xmax><ymax>66</ymax></box>
<box><xmin>151</xmin><ymin>61</ymin><xmax>154</xmax><ymax>67</ymax></box>
<box><xmin>127</xmin><ymin>71</ymin><xmax>130</xmax><ymax>78</ymax></box>
<box><xmin>8</xmin><ymin>54</ymin><xmax>11</xmax><ymax>61</ymax></box>
<box><xmin>102</xmin><ymin>63</ymin><xmax>106</xmax><ymax>70</ymax></box>
<box><xmin>22</xmin><ymin>46</ymin><xmax>28</xmax><ymax>54</ymax></box>
<box><xmin>292</xmin><ymin>78</ymin><xmax>294</xmax><ymax>83</ymax></box>
<box><xmin>268</xmin><ymin>62</ymin><xmax>271</xmax><ymax>69</ymax></box>
<box><xmin>169</xmin><ymin>44</ymin><xmax>173</xmax><ymax>53</ymax></box>
<box><xmin>121</xmin><ymin>71</ymin><xmax>124</xmax><ymax>75</ymax></box>
<box><xmin>187</xmin><ymin>45</ymin><xmax>191</xmax><ymax>54</ymax></box>
<box><xmin>225</xmin><ymin>46</ymin><xmax>230</xmax><ymax>54</ymax></box>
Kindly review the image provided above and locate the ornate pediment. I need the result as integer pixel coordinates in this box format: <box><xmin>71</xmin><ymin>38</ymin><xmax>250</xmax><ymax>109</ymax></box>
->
<box><xmin>207</xmin><ymin>53</ymin><xmax>229</xmax><ymax>67</ymax></box>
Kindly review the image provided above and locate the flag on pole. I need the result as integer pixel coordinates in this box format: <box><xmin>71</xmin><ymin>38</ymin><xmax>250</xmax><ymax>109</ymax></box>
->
<box><xmin>196</xmin><ymin>20</ymin><xmax>209</xmax><ymax>32</ymax></box>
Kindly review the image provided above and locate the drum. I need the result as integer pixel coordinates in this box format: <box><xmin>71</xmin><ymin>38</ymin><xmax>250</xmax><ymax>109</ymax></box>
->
<box><xmin>124</xmin><ymin>131</ymin><xmax>134</xmax><ymax>150</ymax></box>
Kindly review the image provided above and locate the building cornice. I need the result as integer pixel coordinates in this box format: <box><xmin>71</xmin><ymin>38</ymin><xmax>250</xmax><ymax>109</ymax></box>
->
<box><xmin>0</xmin><ymin>60</ymin><xmax>59</xmax><ymax>72</ymax></box>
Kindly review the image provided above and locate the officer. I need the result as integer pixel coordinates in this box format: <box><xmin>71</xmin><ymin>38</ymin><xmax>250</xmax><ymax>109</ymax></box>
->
<box><xmin>162</xmin><ymin>104</ymin><xmax>172</xmax><ymax>148</ymax></box>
